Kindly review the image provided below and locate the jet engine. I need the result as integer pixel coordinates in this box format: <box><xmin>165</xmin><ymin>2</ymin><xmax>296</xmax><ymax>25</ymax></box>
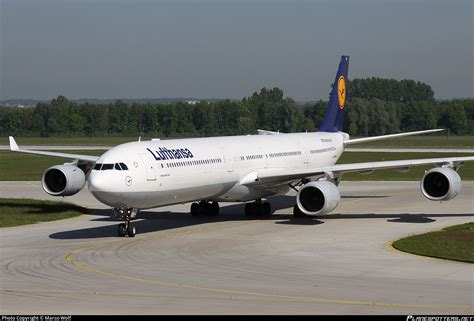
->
<box><xmin>296</xmin><ymin>180</ymin><xmax>341</xmax><ymax>216</ymax></box>
<box><xmin>420</xmin><ymin>167</ymin><xmax>461</xmax><ymax>201</ymax></box>
<box><xmin>42</xmin><ymin>165</ymin><xmax>86</xmax><ymax>196</ymax></box>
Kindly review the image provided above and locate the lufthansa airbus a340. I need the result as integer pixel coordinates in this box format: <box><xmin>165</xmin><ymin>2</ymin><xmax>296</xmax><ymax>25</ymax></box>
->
<box><xmin>9</xmin><ymin>56</ymin><xmax>474</xmax><ymax>237</ymax></box>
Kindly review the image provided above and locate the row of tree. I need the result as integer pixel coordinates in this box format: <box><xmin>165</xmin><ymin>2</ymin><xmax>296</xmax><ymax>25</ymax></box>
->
<box><xmin>347</xmin><ymin>78</ymin><xmax>435</xmax><ymax>102</ymax></box>
<box><xmin>0</xmin><ymin>79</ymin><xmax>472</xmax><ymax>137</ymax></box>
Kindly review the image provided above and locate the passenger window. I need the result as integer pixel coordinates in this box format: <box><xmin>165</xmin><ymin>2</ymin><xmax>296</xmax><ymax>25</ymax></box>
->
<box><xmin>115</xmin><ymin>163</ymin><xmax>122</xmax><ymax>171</ymax></box>
<box><xmin>102</xmin><ymin>164</ymin><xmax>114</xmax><ymax>170</ymax></box>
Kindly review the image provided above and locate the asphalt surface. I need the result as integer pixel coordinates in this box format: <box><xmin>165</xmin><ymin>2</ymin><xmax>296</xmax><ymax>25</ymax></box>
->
<box><xmin>0</xmin><ymin>181</ymin><xmax>473</xmax><ymax>315</ymax></box>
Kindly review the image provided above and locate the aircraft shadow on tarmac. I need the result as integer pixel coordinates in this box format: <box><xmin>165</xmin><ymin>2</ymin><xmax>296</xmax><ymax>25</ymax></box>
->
<box><xmin>49</xmin><ymin>194</ymin><xmax>474</xmax><ymax>240</ymax></box>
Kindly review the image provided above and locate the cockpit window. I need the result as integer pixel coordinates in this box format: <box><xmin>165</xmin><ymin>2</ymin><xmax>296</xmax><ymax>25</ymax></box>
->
<box><xmin>93</xmin><ymin>163</ymin><xmax>128</xmax><ymax>171</ymax></box>
<box><xmin>101</xmin><ymin>164</ymin><xmax>114</xmax><ymax>170</ymax></box>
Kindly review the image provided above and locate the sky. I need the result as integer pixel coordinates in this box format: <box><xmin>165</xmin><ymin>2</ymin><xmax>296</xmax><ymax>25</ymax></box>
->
<box><xmin>0</xmin><ymin>0</ymin><xmax>472</xmax><ymax>101</ymax></box>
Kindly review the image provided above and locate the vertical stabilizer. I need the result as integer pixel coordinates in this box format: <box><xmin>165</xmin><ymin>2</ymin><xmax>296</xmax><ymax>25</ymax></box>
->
<box><xmin>319</xmin><ymin>56</ymin><xmax>349</xmax><ymax>132</ymax></box>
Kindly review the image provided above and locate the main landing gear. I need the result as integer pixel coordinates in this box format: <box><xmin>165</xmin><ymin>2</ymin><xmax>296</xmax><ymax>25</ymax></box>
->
<box><xmin>293</xmin><ymin>204</ymin><xmax>308</xmax><ymax>217</ymax></box>
<box><xmin>113</xmin><ymin>207</ymin><xmax>138</xmax><ymax>237</ymax></box>
<box><xmin>190</xmin><ymin>201</ymin><xmax>220</xmax><ymax>217</ymax></box>
<box><xmin>245</xmin><ymin>199</ymin><xmax>272</xmax><ymax>217</ymax></box>
<box><xmin>288</xmin><ymin>180</ymin><xmax>309</xmax><ymax>218</ymax></box>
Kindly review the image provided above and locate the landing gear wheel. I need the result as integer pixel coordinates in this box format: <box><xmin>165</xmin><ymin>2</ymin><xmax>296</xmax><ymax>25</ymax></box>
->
<box><xmin>127</xmin><ymin>224</ymin><xmax>136</xmax><ymax>237</ymax></box>
<box><xmin>118</xmin><ymin>223</ymin><xmax>127</xmax><ymax>237</ymax></box>
<box><xmin>263</xmin><ymin>202</ymin><xmax>272</xmax><ymax>216</ymax></box>
<box><xmin>114</xmin><ymin>207</ymin><xmax>140</xmax><ymax>237</ymax></box>
<box><xmin>191</xmin><ymin>203</ymin><xmax>199</xmax><ymax>216</ymax></box>
<box><xmin>199</xmin><ymin>201</ymin><xmax>212</xmax><ymax>216</ymax></box>
<box><xmin>211</xmin><ymin>201</ymin><xmax>219</xmax><ymax>216</ymax></box>
<box><xmin>244</xmin><ymin>203</ymin><xmax>253</xmax><ymax>217</ymax></box>
<box><xmin>293</xmin><ymin>205</ymin><xmax>307</xmax><ymax>217</ymax></box>
<box><xmin>190</xmin><ymin>201</ymin><xmax>220</xmax><ymax>217</ymax></box>
<box><xmin>245</xmin><ymin>201</ymin><xmax>271</xmax><ymax>217</ymax></box>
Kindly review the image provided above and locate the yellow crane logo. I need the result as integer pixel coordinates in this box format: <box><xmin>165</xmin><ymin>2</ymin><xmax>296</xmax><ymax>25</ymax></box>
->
<box><xmin>337</xmin><ymin>76</ymin><xmax>346</xmax><ymax>109</ymax></box>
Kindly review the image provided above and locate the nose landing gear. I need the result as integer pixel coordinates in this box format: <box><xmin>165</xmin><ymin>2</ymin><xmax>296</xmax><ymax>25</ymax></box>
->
<box><xmin>117</xmin><ymin>221</ymin><xmax>136</xmax><ymax>237</ymax></box>
<box><xmin>114</xmin><ymin>207</ymin><xmax>138</xmax><ymax>237</ymax></box>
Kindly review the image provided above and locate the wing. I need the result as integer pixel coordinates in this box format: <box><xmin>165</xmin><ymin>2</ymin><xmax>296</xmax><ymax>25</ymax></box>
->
<box><xmin>344</xmin><ymin>129</ymin><xmax>444</xmax><ymax>145</ymax></box>
<box><xmin>243</xmin><ymin>156</ymin><xmax>474</xmax><ymax>186</ymax></box>
<box><xmin>9</xmin><ymin>136</ymin><xmax>99</xmax><ymax>163</ymax></box>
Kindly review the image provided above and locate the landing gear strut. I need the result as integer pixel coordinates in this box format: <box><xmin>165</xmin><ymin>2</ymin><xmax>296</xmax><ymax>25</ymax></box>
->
<box><xmin>190</xmin><ymin>201</ymin><xmax>219</xmax><ymax>217</ymax></box>
<box><xmin>293</xmin><ymin>204</ymin><xmax>308</xmax><ymax>217</ymax></box>
<box><xmin>113</xmin><ymin>207</ymin><xmax>138</xmax><ymax>237</ymax></box>
<box><xmin>245</xmin><ymin>199</ymin><xmax>272</xmax><ymax>217</ymax></box>
<box><xmin>288</xmin><ymin>181</ymin><xmax>310</xmax><ymax>218</ymax></box>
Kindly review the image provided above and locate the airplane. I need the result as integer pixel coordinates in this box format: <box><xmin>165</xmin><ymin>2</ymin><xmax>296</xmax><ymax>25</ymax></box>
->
<box><xmin>8</xmin><ymin>56</ymin><xmax>474</xmax><ymax>237</ymax></box>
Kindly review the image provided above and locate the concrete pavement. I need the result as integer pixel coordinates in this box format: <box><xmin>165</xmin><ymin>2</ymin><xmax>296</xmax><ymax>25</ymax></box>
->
<box><xmin>0</xmin><ymin>181</ymin><xmax>473</xmax><ymax>314</ymax></box>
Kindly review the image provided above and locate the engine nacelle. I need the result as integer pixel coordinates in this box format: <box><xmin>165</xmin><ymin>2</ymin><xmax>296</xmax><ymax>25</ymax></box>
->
<box><xmin>420</xmin><ymin>167</ymin><xmax>461</xmax><ymax>201</ymax></box>
<box><xmin>42</xmin><ymin>165</ymin><xmax>86</xmax><ymax>196</ymax></box>
<box><xmin>296</xmin><ymin>180</ymin><xmax>341</xmax><ymax>216</ymax></box>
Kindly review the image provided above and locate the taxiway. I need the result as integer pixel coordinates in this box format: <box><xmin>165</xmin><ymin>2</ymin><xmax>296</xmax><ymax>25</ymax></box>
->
<box><xmin>0</xmin><ymin>181</ymin><xmax>473</xmax><ymax>314</ymax></box>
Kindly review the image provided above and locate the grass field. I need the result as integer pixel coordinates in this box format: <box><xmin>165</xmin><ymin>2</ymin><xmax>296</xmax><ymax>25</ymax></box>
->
<box><xmin>0</xmin><ymin>149</ymin><xmax>473</xmax><ymax>181</ymax></box>
<box><xmin>392</xmin><ymin>223</ymin><xmax>474</xmax><ymax>263</ymax></box>
<box><xmin>0</xmin><ymin>198</ymin><xmax>87</xmax><ymax>228</ymax></box>
<box><xmin>2</xmin><ymin>135</ymin><xmax>473</xmax><ymax>148</ymax></box>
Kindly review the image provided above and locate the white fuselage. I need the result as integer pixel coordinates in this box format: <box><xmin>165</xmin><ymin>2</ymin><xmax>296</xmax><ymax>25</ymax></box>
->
<box><xmin>88</xmin><ymin>131</ymin><xmax>347</xmax><ymax>209</ymax></box>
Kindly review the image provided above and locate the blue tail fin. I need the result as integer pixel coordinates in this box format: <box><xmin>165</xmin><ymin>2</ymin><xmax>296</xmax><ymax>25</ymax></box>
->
<box><xmin>319</xmin><ymin>55</ymin><xmax>349</xmax><ymax>132</ymax></box>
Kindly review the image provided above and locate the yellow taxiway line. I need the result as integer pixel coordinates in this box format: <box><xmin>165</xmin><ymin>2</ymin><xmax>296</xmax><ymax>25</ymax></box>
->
<box><xmin>65</xmin><ymin>219</ymin><xmax>473</xmax><ymax>312</ymax></box>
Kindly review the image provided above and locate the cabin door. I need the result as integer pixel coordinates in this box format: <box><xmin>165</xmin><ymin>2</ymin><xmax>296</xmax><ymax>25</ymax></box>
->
<box><xmin>139</xmin><ymin>153</ymin><xmax>157</xmax><ymax>181</ymax></box>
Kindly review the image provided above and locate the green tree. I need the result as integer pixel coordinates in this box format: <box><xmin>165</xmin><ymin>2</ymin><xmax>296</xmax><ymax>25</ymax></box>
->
<box><xmin>438</xmin><ymin>102</ymin><xmax>468</xmax><ymax>135</ymax></box>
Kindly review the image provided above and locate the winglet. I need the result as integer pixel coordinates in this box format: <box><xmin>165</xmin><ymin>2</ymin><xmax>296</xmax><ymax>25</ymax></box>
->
<box><xmin>9</xmin><ymin>136</ymin><xmax>19</xmax><ymax>151</ymax></box>
<box><xmin>257</xmin><ymin>129</ymin><xmax>281</xmax><ymax>135</ymax></box>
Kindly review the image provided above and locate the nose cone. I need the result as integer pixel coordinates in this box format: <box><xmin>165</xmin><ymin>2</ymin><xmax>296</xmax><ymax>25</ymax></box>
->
<box><xmin>88</xmin><ymin>171</ymin><xmax>106</xmax><ymax>192</ymax></box>
<box><xmin>88</xmin><ymin>171</ymin><xmax>122</xmax><ymax>207</ymax></box>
